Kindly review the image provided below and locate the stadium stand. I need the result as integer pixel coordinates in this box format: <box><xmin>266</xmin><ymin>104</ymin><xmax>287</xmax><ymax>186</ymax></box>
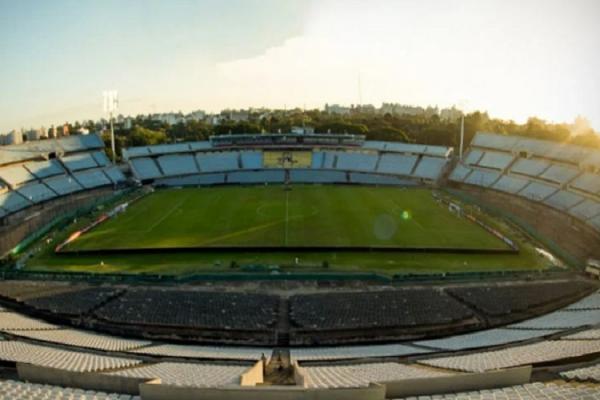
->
<box><xmin>23</xmin><ymin>159</ymin><xmax>65</xmax><ymax>179</ymax></box>
<box><xmin>60</xmin><ymin>153</ymin><xmax>98</xmax><ymax>172</ymax></box>
<box><xmin>349</xmin><ymin>173</ymin><xmax>417</xmax><ymax>186</ymax></box>
<box><xmin>0</xmin><ymin>340</ymin><xmax>141</xmax><ymax>372</ymax></box>
<box><xmin>94</xmin><ymin>289</ymin><xmax>279</xmax><ymax>331</ymax></box>
<box><xmin>517</xmin><ymin>181</ymin><xmax>557</xmax><ymax>201</ymax></box>
<box><xmin>227</xmin><ymin>170</ymin><xmax>285</xmax><ymax>184</ymax></box>
<box><xmin>289</xmin><ymin>169</ymin><xmax>347</xmax><ymax>183</ymax></box>
<box><xmin>148</xmin><ymin>143</ymin><xmax>191</xmax><ymax>155</ymax></box>
<box><xmin>335</xmin><ymin>152</ymin><xmax>378</xmax><ymax>172</ymax></box>
<box><xmin>0</xmin><ymin>311</ymin><xmax>60</xmax><ymax>330</ymax></box>
<box><xmin>393</xmin><ymin>381</ymin><xmax>600</xmax><ymax>400</ymax></box>
<box><xmin>544</xmin><ymin>190</ymin><xmax>584</xmax><ymax>211</ymax></box>
<box><xmin>91</xmin><ymin>151</ymin><xmax>110</xmax><ymax>167</ymax></box>
<box><xmin>155</xmin><ymin>173</ymin><xmax>226</xmax><ymax>186</ymax></box>
<box><xmin>491</xmin><ymin>174</ymin><xmax>530</xmax><ymax>194</ymax></box>
<box><xmin>507</xmin><ymin>309</ymin><xmax>600</xmax><ymax>330</ymax></box>
<box><xmin>42</xmin><ymin>175</ymin><xmax>83</xmax><ymax>195</ymax></box>
<box><xmin>571</xmin><ymin>172</ymin><xmax>600</xmax><ymax>194</ymax></box>
<box><xmin>0</xmin><ymin>191</ymin><xmax>31</xmax><ymax>213</ymax></box>
<box><xmin>291</xmin><ymin>343</ymin><xmax>430</xmax><ymax>361</ymax></box>
<box><xmin>561</xmin><ymin>363</ymin><xmax>600</xmax><ymax>382</ymax></box>
<box><xmin>412</xmin><ymin>156</ymin><xmax>447</xmax><ymax>180</ymax></box>
<box><xmin>421</xmin><ymin>340</ymin><xmax>600</xmax><ymax>372</ymax></box>
<box><xmin>196</xmin><ymin>151</ymin><xmax>239</xmax><ymax>172</ymax></box>
<box><xmin>0</xmin><ymin>164</ymin><xmax>36</xmax><ymax>187</ymax></box>
<box><xmin>9</xmin><ymin>328</ymin><xmax>150</xmax><ymax>352</ymax></box>
<box><xmin>106</xmin><ymin>362</ymin><xmax>248</xmax><ymax>387</ymax></box>
<box><xmin>156</xmin><ymin>154</ymin><xmax>198</xmax><ymax>176</ymax></box>
<box><xmin>289</xmin><ymin>289</ymin><xmax>473</xmax><ymax>331</ymax></box>
<box><xmin>16</xmin><ymin>182</ymin><xmax>56</xmax><ymax>203</ymax></box>
<box><xmin>23</xmin><ymin>287</ymin><xmax>122</xmax><ymax>316</ymax></box>
<box><xmin>416</xmin><ymin>328</ymin><xmax>559</xmax><ymax>351</ymax></box>
<box><xmin>301</xmin><ymin>362</ymin><xmax>453</xmax><ymax>388</ymax></box>
<box><xmin>130</xmin><ymin>343</ymin><xmax>269</xmax><ymax>361</ymax></box>
<box><xmin>510</xmin><ymin>158</ymin><xmax>550</xmax><ymax>177</ymax></box>
<box><xmin>476</xmin><ymin>151</ymin><xmax>514</xmax><ymax>170</ymax></box>
<box><xmin>376</xmin><ymin>154</ymin><xmax>418</xmax><ymax>176</ymax></box>
<box><xmin>103</xmin><ymin>166</ymin><xmax>126</xmax><ymax>184</ymax></box>
<box><xmin>463</xmin><ymin>169</ymin><xmax>500</xmax><ymax>187</ymax></box>
<box><xmin>539</xmin><ymin>164</ymin><xmax>580</xmax><ymax>184</ymax></box>
<box><xmin>447</xmin><ymin>281</ymin><xmax>593</xmax><ymax>319</ymax></box>
<box><xmin>73</xmin><ymin>169</ymin><xmax>112</xmax><ymax>189</ymax></box>
<box><xmin>240</xmin><ymin>151</ymin><xmax>263</xmax><ymax>169</ymax></box>
<box><xmin>130</xmin><ymin>158</ymin><xmax>163</xmax><ymax>180</ymax></box>
<box><xmin>0</xmin><ymin>379</ymin><xmax>138</xmax><ymax>400</ymax></box>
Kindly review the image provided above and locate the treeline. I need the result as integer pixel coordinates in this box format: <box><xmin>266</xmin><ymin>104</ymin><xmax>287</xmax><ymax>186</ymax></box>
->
<box><xmin>97</xmin><ymin>109</ymin><xmax>600</xmax><ymax>161</ymax></box>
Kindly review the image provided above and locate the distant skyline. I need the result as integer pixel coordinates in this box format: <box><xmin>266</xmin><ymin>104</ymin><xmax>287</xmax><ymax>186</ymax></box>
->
<box><xmin>1</xmin><ymin>0</ymin><xmax>599</xmax><ymax>132</ymax></box>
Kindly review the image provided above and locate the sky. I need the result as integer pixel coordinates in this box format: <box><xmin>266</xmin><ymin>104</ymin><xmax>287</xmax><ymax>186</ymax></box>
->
<box><xmin>1</xmin><ymin>0</ymin><xmax>599</xmax><ymax>132</ymax></box>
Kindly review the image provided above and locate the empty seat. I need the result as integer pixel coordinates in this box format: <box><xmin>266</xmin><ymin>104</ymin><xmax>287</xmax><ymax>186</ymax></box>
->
<box><xmin>157</xmin><ymin>154</ymin><xmax>198</xmax><ymax>176</ymax></box>
<box><xmin>311</xmin><ymin>152</ymin><xmax>325</xmax><ymax>168</ymax></box>
<box><xmin>412</xmin><ymin>157</ymin><xmax>447</xmax><ymax>180</ymax></box>
<box><xmin>464</xmin><ymin>169</ymin><xmax>500</xmax><ymax>187</ymax></box>
<box><xmin>148</xmin><ymin>143</ymin><xmax>191</xmax><ymax>154</ymax></box>
<box><xmin>349</xmin><ymin>173</ymin><xmax>416</xmax><ymax>186</ymax></box>
<box><xmin>471</xmin><ymin>132</ymin><xmax>520</xmax><ymax>151</ymax></box>
<box><xmin>492</xmin><ymin>175</ymin><xmax>530</xmax><ymax>194</ymax></box>
<box><xmin>0</xmin><ymin>191</ymin><xmax>31</xmax><ymax>213</ymax></box>
<box><xmin>289</xmin><ymin>169</ymin><xmax>347</xmax><ymax>183</ymax></box>
<box><xmin>73</xmin><ymin>169</ymin><xmax>111</xmax><ymax>189</ymax></box>
<box><xmin>60</xmin><ymin>153</ymin><xmax>98</xmax><ymax>171</ymax></box>
<box><xmin>156</xmin><ymin>173</ymin><xmax>226</xmax><ymax>186</ymax></box>
<box><xmin>23</xmin><ymin>159</ymin><xmax>64</xmax><ymax>179</ymax></box>
<box><xmin>570</xmin><ymin>172</ymin><xmax>600</xmax><ymax>195</ymax></box>
<box><xmin>335</xmin><ymin>152</ymin><xmax>378</xmax><ymax>171</ymax></box>
<box><xmin>518</xmin><ymin>181</ymin><xmax>557</xmax><ymax>201</ymax></box>
<box><xmin>463</xmin><ymin>149</ymin><xmax>484</xmax><ymax>165</ymax></box>
<box><xmin>377</xmin><ymin>154</ymin><xmax>418</xmax><ymax>175</ymax></box>
<box><xmin>43</xmin><ymin>175</ymin><xmax>83</xmax><ymax>195</ymax></box>
<box><xmin>130</xmin><ymin>157</ymin><xmax>162</xmax><ymax>180</ymax></box>
<box><xmin>196</xmin><ymin>152</ymin><xmax>239</xmax><ymax>172</ymax></box>
<box><xmin>91</xmin><ymin>151</ymin><xmax>111</xmax><ymax>166</ymax></box>
<box><xmin>511</xmin><ymin>158</ymin><xmax>550</xmax><ymax>177</ymax></box>
<box><xmin>540</xmin><ymin>164</ymin><xmax>580</xmax><ymax>184</ymax></box>
<box><xmin>449</xmin><ymin>164</ymin><xmax>472</xmax><ymax>182</ymax></box>
<box><xmin>103</xmin><ymin>166</ymin><xmax>126</xmax><ymax>184</ymax></box>
<box><xmin>240</xmin><ymin>151</ymin><xmax>263</xmax><ymax>169</ymax></box>
<box><xmin>0</xmin><ymin>164</ymin><xmax>36</xmax><ymax>187</ymax></box>
<box><xmin>544</xmin><ymin>190</ymin><xmax>584</xmax><ymax>211</ymax></box>
<box><xmin>569</xmin><ymin>199</ymin><xmax>600</xmax><ymax>220</ymax></box>
<box><xmin>228</xmin><ymin>170</ymin><xmax>285</xmax><ymax>184</ymax></box>
<box><xmin>16</xmin><ymin>182</ymin><xmax>56</xmax><ymax>203</ymax></box>
<box><xmin>477</xmin><ymin>151</ymin><xmax>514</xmax><ymax>170</ymax></box>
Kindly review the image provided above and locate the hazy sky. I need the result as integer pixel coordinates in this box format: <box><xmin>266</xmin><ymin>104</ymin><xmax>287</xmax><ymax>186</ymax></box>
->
<box><xmin>1</xmin><ymin>0</ymin><xmax>599</xmax><ymax>132</ymax></box>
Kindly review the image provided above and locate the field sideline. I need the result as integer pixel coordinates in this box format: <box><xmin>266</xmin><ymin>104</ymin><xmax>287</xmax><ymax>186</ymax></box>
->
<box><xmin>66</xmin><ymin>186</ymin><xmax>510</xmax><ymax>251</ymax></box>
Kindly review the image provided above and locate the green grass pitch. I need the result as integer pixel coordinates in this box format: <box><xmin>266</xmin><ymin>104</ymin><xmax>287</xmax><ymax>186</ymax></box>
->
<box><xmin>67</xmin><ymin>186</ymin><xmax>509</xmax><ymax>251</ymax></box>
<box><xmin>26</xmin><ymin>185</ymin><xmax>548</xmax><ymax>275</ymax></box>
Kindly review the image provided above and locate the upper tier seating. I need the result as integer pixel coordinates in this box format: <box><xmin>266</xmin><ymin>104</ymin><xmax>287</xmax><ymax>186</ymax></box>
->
<box><xmin>16</xmin><ymin>182</ymin><xmax>56</xmax><ymax>203</ymax></box>
<box><xmin>476</xmin><ymin>151</ymin><xmax>514</xmax><ymax>170</ymax></box>
<box><xmin>0</xmin><ymin>134</ymin><xmax>103</xmax><ymax>165</ymax></box>
<box><xmin>130</xmin><ymin>158</ymin><xmax>162</xmax><ymax>180</ymax></box>
<box><xmin>157</xmin><ymin>154</ymin><xmax>198</xmax><ymax>176</ymax></box>
<box><xmin>510</xmin><ymin>158</ymin><xmax>550</xmax><ymax>177</ymax></box>
<box><xmin>60</xmin><ymin>153</ymin><xmax>98</xmax><ymax>171</ymax></box>
<box><xmin>103</xmin><ymin>166</ymin><xmax>126</xmax><ymax>184</ymax></box>
<box><xmin>335</xmin><ymin>152</ymin><xmax>378</xmax><ymax>172</ymax></box>
<box><xmin>376</xmin><ymin>154</ymin><xmax>418</xmax><ymax>175</ymax></box>
<box><xmin>0</xmin><ymin>191</ymin><xmax>31</xmax><ymax>213</ymax></box>
<box><xmin>0</xmin><ymin>164</ymin><xmax>36</xmax><ymax>187</ymax></box>
<box><xmin>240</xmin><ymin>151</ymin><xmax>263</xmax><ymax>169</ymax></box>
<box><xmin>23</xmin><ymin>159</ymin><xmax>64</xmax><ymax>179</ymax></box>
<box><xmin>196</xmin><ymin>152</ymin><xmax>239</xmax><ymax>172</ymax></box>
<box><xmin>73</xmin><ymin>169</ymin><xmax>111</xmax><ymax>189</ymax></box>
<box><xmin>453</xmin><ymin>133</ymin><xmax>600</xmax><ymax>232</ymax></box>
<box><xmin>412</xmin><ymin>156</ymin><xmax>447</xmax><ymax>180</ymax></box>
<box><xmin>43</xmin><ymin>175</ymin><xmax>83</xmax><ymax>195</ymax></box>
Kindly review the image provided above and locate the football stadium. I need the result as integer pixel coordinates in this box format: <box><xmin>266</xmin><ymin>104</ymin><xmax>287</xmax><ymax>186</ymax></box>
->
<box><xmin>0</xmin><ymin>130</ymin><xmax>599</xmax><ymax>399</ymax></box>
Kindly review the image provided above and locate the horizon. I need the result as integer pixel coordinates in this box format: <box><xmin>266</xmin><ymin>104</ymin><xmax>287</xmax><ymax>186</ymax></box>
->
<box><xmin>1</xmin><ymin>0</ymin><xmax>599</xmax><ymax>132</ymax></box>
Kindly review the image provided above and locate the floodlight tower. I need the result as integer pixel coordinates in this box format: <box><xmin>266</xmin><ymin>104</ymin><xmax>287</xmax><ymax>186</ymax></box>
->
<box><xmin>103</xmin><ymin>90</ymin><xmax>119</xmax><ymax>164</ymax></box>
